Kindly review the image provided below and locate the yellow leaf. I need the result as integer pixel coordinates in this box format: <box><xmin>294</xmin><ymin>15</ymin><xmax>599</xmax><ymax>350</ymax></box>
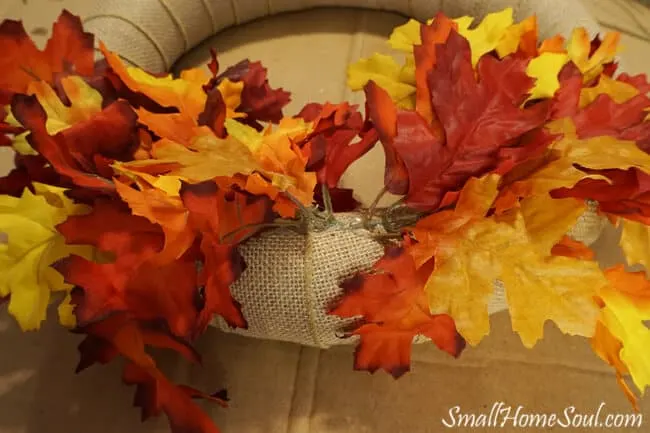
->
<box><xmin>526</xmin><ymin>52</ymin><xmax>569</xmax><ymax>100</ymax></box>
<box><xmin>412</xmin><ymin>176</ymin><xmax>605</xmax><ymax>347</ymax></box>
<box><xmin>568</xmin><ymin>28</ymin><xmax>620</xmax><ymax>83</ymax></box>
<box><xmin>388</xmin><ymin>19</ymin><xmax>423</xmax><ymax>52</ymax></box>
<box><xmin>456</xmin><ymin>8</ymin><xmax>514</xmax><ymax>66</ymax></box>
<box><xmin>347</xmin><ymin>53</ymin><xmax>416</xmax><ymax>109</ymax></box>
<box><xmin>620</xmin><ymin>219</ymin><xmax>650</xmax><ymax>269</ymax></box>
<box><xmin>218</xmin><ymin>78</ymin><xmax>245</xmax><ymax>119</ymax></box>
<box><xmin>225</xmin><ymin>119</ymin><xmax>265</xmax><ymax>152</ymax></box>
<box><xmin>548</xmin><ymin>119</ymin><xmax>650</xmax><ymax>173</ymax></box>
<box><xmin>422</xmin><ymin>212</ymin><xmax>604</xmax><ymax>347</ymax></box>
<box><xmin>520</xmin><ymin>194</ymin><xmax>586</xmax><ymax>255</ymax></box>
<box><xmin>117</xmin><ymin>135</ymin><xmax>262</xmax><ymax>182</ymax></box>
<box><xmin>579</xmin><ymin>74</ymin><xmax>639</xmax><ymax>108</ymax></box>
<box><xmin>0</xmin><ymin>184</ymin><xmax>92</xmax><ymax>330</ymax></box>
<box><xmin>101</xmin><ymin>42</ymin><xmax>208</xmax><ymax>119</ymax></box>
<box><xmin>495</xmin><ymin>15</ymin><xmax>537</xmax><ymax>58</ymax></box>
<box><xmin>600</xmin><ymin>267</ymin><xmax>650</xmax><ymax>395</ymax></box>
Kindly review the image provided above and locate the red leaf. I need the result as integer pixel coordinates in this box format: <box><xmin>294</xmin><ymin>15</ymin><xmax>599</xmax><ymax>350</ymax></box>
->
<box><xmin>74</xmin><ymin>314</ymin><xmax>223</xmax><ymax>433</ymax></box>
<box><xmin>552</xmin><ymin>168</ymin><xmax>650</xmax><ymax>224</ymax></box>
<box><xmin>366</xmin><ymin>30</ymin><xmax>549</xmax><ymax>210</ymax></box>
<box><xmin>11</xmin><ymin>94</ymin><xmax>137</xmax><ymax>192</ymax></box>
<box><xmin>57</xmin><ymin>199</ymin><xmax>164</xmax><ymax>271</ymax></box>
<box><xmin>198</xmin><ymin>87</ymin><xmax>227</xmax><ymax>138</ymax></box>
<box><xmin>55</xmin><ymin>254</ymin><xmax>202</xmax><ymax>340</ymax></box>
<box><xmin>573</xmin><ymin>94</ymin><xmax>650</xmax><ymax>149</ymax></box>
<box><xmin>0</xmin><ymin>154</ymin><xmax>62</xmax><ymax>197</ymax></box>
<box><xmin>122</xmin><ymin>363</ymin><xmax>224</xmax><ymax>433</ymax></box>
<box><xmin>0</xmin><ymin>10</ymin><xmax>94</xmax><ymax>99</ymax></box>
<box><xmin>313</xmin><ymin>186</ymin><xmax>361</xmax><ymax>212</ymax></box>
<box><xmin>214</xmin><ymin>59</ymin><xmax>291</xmax><ymax>129</ymax></box>
<box><xmin>296</xmin><ymin>102</ymin><xmax>378</xmax><ymax>188</ymax></box>
<box><xmin>330</xmin><ymin>244</ymin><xmax>465</xmax><ymax>377</ymax></box>
<box><xmin>180</xmin><ymin>181</ymin><xmax>272</xmax><ymax>331</ymax></box>
<box><xmin>413</xmin><ymin>12</ymin><xmax>455</xmax><ymax>128</ymax></box>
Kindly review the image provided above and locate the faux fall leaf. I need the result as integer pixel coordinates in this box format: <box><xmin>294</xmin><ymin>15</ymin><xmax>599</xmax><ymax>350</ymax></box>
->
<box><xmin>366</xmin><ymin>29</ymin><xmax>549</xmax><ymax>209</ymax></box>
<box><xmin>208</xmin><ymin>58</ymin><xmax>291</xmax><ymax>129</ymax></box>
<box><xmin>55</xmin><ymin>253</ymin><xmax>203</xmax><ymax>339</ymax></box>
<box><xmin>598</xmin><ymin>266</ymin><xmax>650</xmax><ymax>403</ymax></box>
<box><xmin>409</xmin><ymin>175</ymin><xmax>606</xmax><ymax>347</ymax></box>
<box><xmin>0</xmin><ymin>10</ymin><xmax>94</xmax><ymax>102</ymax></box>
<box><xmin>0</xmin><ymin>183</ymin><xmax>92</xmax><ymax>330</ymax></box>
<box><xmin>74</xmin><ymin>313</ymin><xmax>226</xmax><ymax>433</ymax></box>
<box><xmin>180</xmin><ymin>180</ymin><xmax>274</xmax><ymax>331</ymax></box>
<box><xmin>296</xmin><ymin>102</ymin><xmax>378</xmax><ymax>188</ymax></box>
<box><xmin>330</xmin><ymin>242</ymin><xmax>465</xmax><ymax>378</ymax></box>
<box><xmin>11</xmin><ymin>89</ymin><xmax>138</xmax><ymax>192</ymax></box>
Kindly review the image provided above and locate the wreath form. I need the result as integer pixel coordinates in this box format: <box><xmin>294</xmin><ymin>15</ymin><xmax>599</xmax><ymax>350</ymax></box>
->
<box><xmin>1</xmin><ymin>2</ymin><xmax>650</xmax><ymax>433</ymax></box>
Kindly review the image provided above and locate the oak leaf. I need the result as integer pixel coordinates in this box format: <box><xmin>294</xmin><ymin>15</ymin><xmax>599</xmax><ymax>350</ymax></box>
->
<box><xmin>366</xmin><ymin>29</ymin><xmax>549</xmax><ymax>209</ymax></box>
<box><xmin>0</xmin><ymin>183</ymin><xmax>92</xmax><ymax>330</ymax></box>
<box><xmin>409</xmin><ymin>175</ymin><xmax>606</xmax><ymax>347</ymax></box>
<box><xmin>74</xmin><ymin>313</ymin><xmax>225</xmax><ymax>433</ymax></box>
<box><xmin>11</xmin><ymin>91</ymin><xmax>138</xmax><ymax>192</ymax></box>
<box><xmin>598</xmin><ymin>266</ymin><xmax>650</xmax><ymax>403</ymax></box>
<box><xmin>330</xmin><ymin>242</ymin><xmax>465</xmax><ymax>377</ymax></box>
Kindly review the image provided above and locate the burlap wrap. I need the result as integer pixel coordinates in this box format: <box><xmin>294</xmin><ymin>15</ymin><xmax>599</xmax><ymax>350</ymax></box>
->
<box><xmin>82</xmin><ymin>0</ymin><xmax>607</xmax><ymax>347</ymax></box>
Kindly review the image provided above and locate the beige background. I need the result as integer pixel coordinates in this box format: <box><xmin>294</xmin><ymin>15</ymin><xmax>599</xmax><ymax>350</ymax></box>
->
<box><xmin>2</xmin><ymin>1</ymin><xmax>650</xmax><ymax>432</ymax></box>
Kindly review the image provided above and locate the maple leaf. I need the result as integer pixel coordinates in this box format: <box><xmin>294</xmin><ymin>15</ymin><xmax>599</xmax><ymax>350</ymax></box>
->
<box><xmin>330</xmin><ymin>242</ymin><xmax>465</xmax><ymax>378</ymax></box>
<box><xmin>366</xmin><ymin>30</ymin><xmax>549</xmax><ymax>210</ymax></box>
<box><xmin>409</xmin><ymin>175</ymin><xmax>606</xmax><ymax>347</ymax></box>
<box><xmin>597</xmin><ymin>266</ymin><xmax>650</xmax><ymax>404</ymax></box>
<box><xmin>0</xmin><ymin>10</ymin><xmax>94</xmax><ymax>101</ymax></box>
<box><xmin>296</xmin><ymin>102</ymin><xmax>378</xmax><ymax>188</ymax></box>
<box><xmin>0</xmin><ymin>183</ymin><xmax>92</xmax><ymax>330</ymax></box>
<box><xmin>11</xmin><ymin>88</ymin><xmax>138</xmax><ymax>192</ymax></box>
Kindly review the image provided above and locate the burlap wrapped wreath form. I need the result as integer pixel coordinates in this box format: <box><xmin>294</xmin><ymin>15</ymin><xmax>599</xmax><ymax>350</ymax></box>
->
<box><xmin>82</xmin><ymin>0</ymin><xmax>609</xmax><ymax>348</ymax></box>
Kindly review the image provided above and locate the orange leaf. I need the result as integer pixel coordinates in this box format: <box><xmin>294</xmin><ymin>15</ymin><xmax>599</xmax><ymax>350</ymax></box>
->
<box><xmin>114</xmin><ymin>178</ymin><xmax>195</xmax><ymax>264</ymax></box>
<box><xmin>0</xmin><ymin>11</ymin><xmax>94</xmax><ymax>100</ymax></box>
<box><xmin>551</xmin><ymin>236</ymin><xmax>595</xmax><ymax>260</ymax></box>
<box><xmin>330</xmin><ymin>243</ymin><xmax>465</xmax><ymax>377</ymax></box>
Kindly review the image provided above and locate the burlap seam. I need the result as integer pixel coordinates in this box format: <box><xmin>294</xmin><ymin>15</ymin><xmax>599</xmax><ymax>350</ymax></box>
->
<box><xmin>303</xmin><ymin>230</ymin><xmax>325</xmax><ymax>348</ymax></box>
<box><xmin>155</xmin><ymin>0</ymin><xmax>189</xmax><ymax>51</ymax></box>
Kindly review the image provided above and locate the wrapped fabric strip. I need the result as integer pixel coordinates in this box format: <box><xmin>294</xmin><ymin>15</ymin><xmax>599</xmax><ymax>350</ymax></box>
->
<box><xmin>82</xmin><ymin>0</ymin><xmax>601</xmax><ymax>73</ymax></box>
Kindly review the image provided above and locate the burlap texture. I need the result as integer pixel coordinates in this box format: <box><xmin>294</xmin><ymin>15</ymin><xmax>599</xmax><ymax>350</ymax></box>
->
<box><xmin>212</xmin><ymin>207</ymin><xmax>605</xmax><ymax>348</ymax></box>
<box><xmin>81</xmin><ymin>0</ymin><xmax>607</xmax><ymax>348</ymax></box>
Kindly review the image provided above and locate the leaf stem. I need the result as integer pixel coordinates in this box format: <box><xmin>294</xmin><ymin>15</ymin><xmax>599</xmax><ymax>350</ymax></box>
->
<box><xmin>321</xmin><ymin>183</ymin><xmax>334</xmax><ymax>221</ymax></box>
<box><xmin>363</xmin><ymin>185</ymin><xmax>388</xmax><ymax>228</ymax></box>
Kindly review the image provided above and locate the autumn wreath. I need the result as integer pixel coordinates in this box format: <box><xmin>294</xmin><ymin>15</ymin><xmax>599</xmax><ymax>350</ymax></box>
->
<box><xmin>1</xmin><ymin>7</ymin><xmax>650</xmax><ymax>433</ymax></box>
